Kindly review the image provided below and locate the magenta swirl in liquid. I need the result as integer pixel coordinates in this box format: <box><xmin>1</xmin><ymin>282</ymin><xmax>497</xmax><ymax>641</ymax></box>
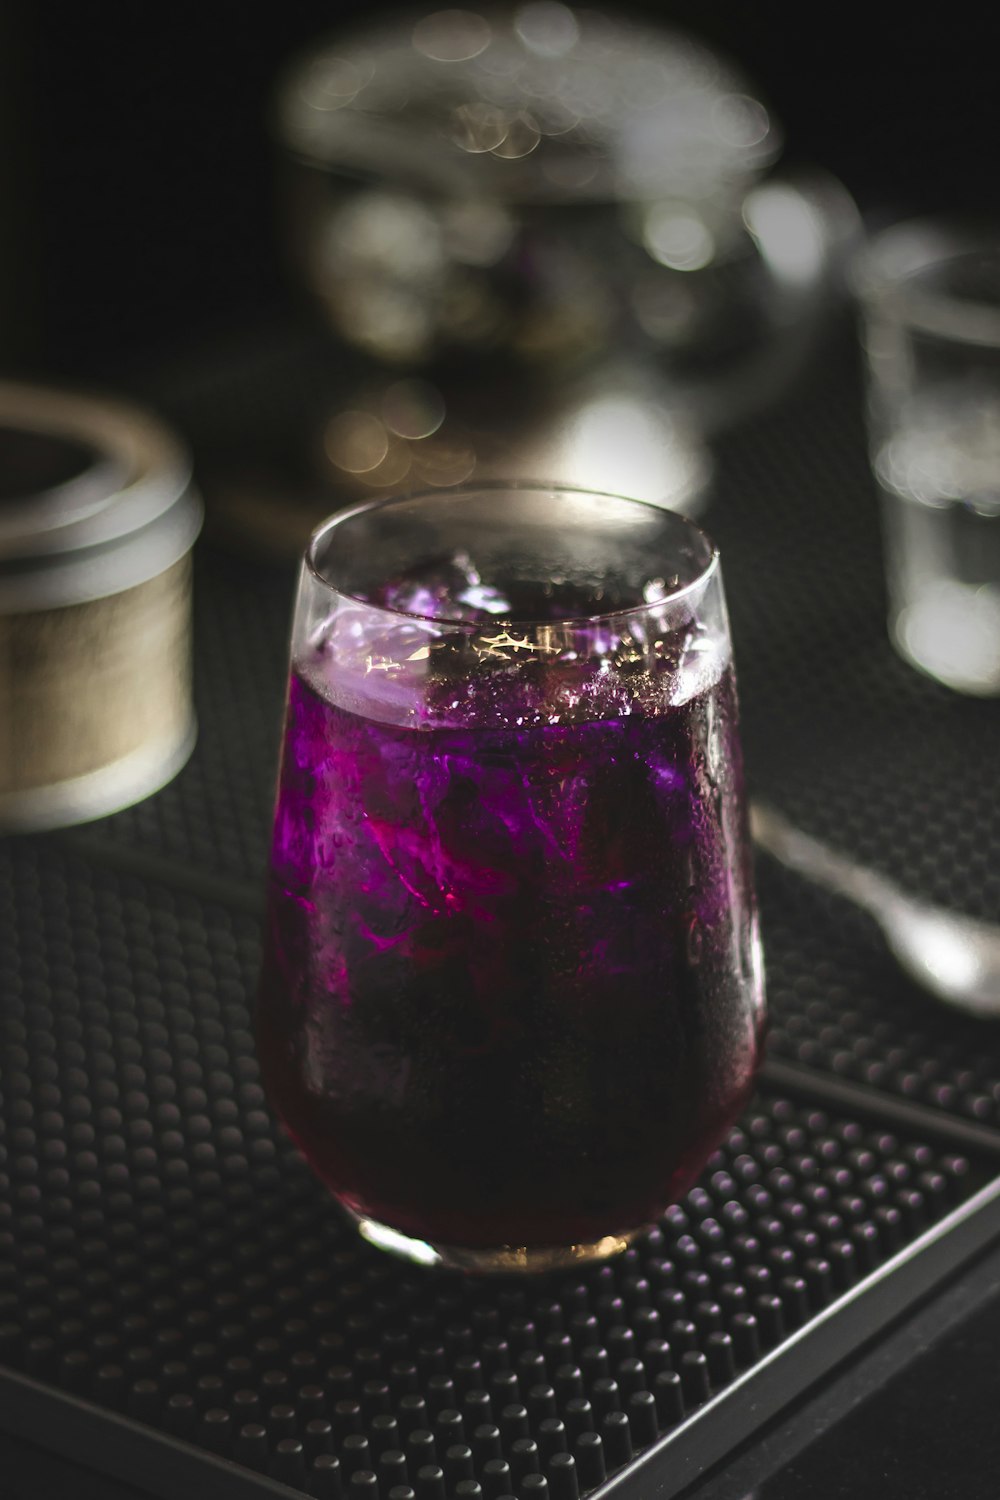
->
<box><xmin>257</xmin><ymin>606</ymin><xmax>763</xmax><ymax>1251</ymax></box>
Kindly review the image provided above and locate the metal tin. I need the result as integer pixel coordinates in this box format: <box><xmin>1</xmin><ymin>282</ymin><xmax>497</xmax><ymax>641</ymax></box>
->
<box><xmin>0</xmin><ymin>380</ymin><xmax>204</xmax><ymax>830</ymax></box>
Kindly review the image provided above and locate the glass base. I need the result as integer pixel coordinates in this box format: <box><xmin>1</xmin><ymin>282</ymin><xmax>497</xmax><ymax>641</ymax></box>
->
<box><xmin>348</xmin><ymin>1210</ymin><xmax>641</xmax><ymax>1274</ymax></box>
<box><xmin>893</xmin><ymin>585</ymin><xmax>1000</xmax><ymax>697</ymax></box>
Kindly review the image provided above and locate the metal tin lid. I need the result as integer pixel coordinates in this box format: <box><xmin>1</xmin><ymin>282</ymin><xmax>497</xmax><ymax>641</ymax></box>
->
<box><xmin>0</xmin><ymin>381</ymin><xmax>203</xmax><ymax>610</ymax></box>
<box><xmin>274</xmin><ymin>3</ymin><xmax>781</xmax><ymax>211</ymax></box>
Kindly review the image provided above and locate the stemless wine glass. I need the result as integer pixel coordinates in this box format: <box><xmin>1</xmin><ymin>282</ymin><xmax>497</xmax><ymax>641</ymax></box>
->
<box><xmin>256</xmin><ymin>484</ymin><xmax>765</xmax><ymax>1273</ymax></box>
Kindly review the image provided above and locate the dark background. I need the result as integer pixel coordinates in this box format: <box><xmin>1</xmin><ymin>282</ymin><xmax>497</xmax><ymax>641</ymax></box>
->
<box><xmin>1</xmin><ymin>1</ymin><xmax>997</xmax><ymax>386</ymax></box>
<box><xmin>2</xmin><ymin>10</ymin><xmax>1000</xmax><ymax>1497</ymax></box>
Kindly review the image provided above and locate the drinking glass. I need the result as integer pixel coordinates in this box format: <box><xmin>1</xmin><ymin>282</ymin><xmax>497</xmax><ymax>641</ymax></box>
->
<box><xmin>256</xmin><ymin>484</ymin><xmax>765</xmax><ymax>1273</ymax></box>
<box><xmin>857</xmin><ymin>219</ymin><xmax>1000</xmax><ymax>694</ymax></box>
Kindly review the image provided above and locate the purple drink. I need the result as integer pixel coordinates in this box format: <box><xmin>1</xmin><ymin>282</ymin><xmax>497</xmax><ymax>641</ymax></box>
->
<box><xmin>256</xmin><ymin>487</ymin><xmax>765</xmax><ymax>1270</ymax></box>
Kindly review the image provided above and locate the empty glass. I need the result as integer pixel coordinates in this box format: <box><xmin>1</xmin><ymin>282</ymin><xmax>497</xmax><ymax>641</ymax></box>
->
<box><xmin>857</xmin><ymin>219</ymin><xmax>1000</xmax><ymax>694</ymax></box>
<box><xmin>256</xmin><ymin>485</ymin><xmax>765</xmax><ymax>1272</ymax></box>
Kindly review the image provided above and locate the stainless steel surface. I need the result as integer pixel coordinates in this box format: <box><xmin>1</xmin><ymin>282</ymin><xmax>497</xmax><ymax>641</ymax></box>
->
<box><xmin>751</xmin><ymin>800</ymin><xmax>1000</xmax><ymax>1019</ymax></box>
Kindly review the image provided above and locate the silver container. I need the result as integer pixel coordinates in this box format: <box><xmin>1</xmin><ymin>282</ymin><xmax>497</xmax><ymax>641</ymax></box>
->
<box><xmin>0</xmin><ymin>381</ymin><xmax>204</xmax><ymax>830</ymax></box>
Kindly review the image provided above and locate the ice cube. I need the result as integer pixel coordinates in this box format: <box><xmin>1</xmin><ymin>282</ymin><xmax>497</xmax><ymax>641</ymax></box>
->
<box><xmin>376</xmin><ymin>551</ymin><xmax>512</xmax><ymax>622</ymax></box>
<box><xmin>301</xmin><ymin>601</ymin><xmax>439</xmax><ymax>726</ymax></box>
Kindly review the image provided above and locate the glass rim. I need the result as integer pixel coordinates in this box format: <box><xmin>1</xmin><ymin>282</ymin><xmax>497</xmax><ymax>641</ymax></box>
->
<box><xmin>304</xmin><ymin>480</ymin><xmax>721</xmax><ymax>630</ymax></box>
<box><xmin>272</xmin><ymin>19</ymin><xmax>781</xmax><ymax>212</ymax></box>
<box><xmin>854</xmin><ymin>216</ymin><xmax>1000</xmax><ymax>347</ymax></box>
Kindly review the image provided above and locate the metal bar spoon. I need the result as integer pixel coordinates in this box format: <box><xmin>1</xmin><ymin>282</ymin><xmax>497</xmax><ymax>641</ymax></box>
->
<box><xmin>750</xmin><ymin>800</ymin><xmax>1000</xmax><ymax>1020</ymax></box>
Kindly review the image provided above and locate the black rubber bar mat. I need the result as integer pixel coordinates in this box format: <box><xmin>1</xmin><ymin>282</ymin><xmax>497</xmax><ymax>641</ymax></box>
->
<box><xmin>0</xmin><ymin>846</ymin><xmax>1000</xmax><ymax>1500</ymax></box>
<box><xmin>2</xmin><ymin>836</ymin><xmax>999</xmax><ymax>1500</ymax></box>
<box><xmin>5</xmin><ymin>310</ymin><xmax>1000</xmax><ymax>1498</ymax></box>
